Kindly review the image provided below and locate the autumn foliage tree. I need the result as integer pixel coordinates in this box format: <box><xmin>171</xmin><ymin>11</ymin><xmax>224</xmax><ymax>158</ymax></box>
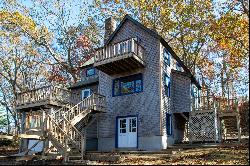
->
<box><xmin>1</xmin><ymin>0</ymin><xmax>102</xmax><ymax>85</ymax></box>
<box><xmin>0</xmin><ymin>24</ymin><xmax>49</xmax><ymax>132</ymax></box>
<box><xmin>0</xmin><ymin>0</ymin><xmax>102</xmax><ymax>132</ymax></box>
<box><xmin>94</xmin><ymin>0</ymin><xmax>249</xmax><ymax>97</ymax></box>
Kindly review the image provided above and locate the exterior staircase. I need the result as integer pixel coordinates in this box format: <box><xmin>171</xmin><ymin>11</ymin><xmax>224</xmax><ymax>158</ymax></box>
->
<box><xmin>221</xmin><ymin>116</ymin><xmax>240</xmax><ymax>141</ymax></box>
<box><xmin>45</xmin><ymin>93</ymin><xmax>106</xmax><ymax>161</ymax></box>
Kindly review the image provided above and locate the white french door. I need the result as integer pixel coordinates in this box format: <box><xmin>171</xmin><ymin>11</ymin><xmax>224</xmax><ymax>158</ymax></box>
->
<box><xmin>118</xmin><ymin>117</ymin><xmax>137</xmax><ymax>148</ymax></box>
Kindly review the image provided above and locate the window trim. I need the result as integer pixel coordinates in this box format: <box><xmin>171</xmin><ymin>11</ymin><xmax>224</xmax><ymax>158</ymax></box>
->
<box><xmin>86</xmin><ymin>67</ymin><xmax>95</xmax><ymax>77</ymax></box>
<box><xmin>112</xmin><ymin>73</ymin><xmax>143</xmax><ymax>97</ymax></box>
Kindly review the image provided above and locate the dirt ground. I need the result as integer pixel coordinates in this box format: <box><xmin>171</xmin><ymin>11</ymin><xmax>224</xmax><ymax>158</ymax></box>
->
<box><xmin>0</xmin><ymin>144</ymin><xmax>249</xmax><ymax>165</ymax></box>
<box><xmin>93</xmin><ymin>146</ymin><xmax>249</xmax><ymax>165</ymax></box>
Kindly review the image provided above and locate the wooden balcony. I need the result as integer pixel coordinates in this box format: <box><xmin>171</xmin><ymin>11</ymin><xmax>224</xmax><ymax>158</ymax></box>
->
<box><xmin>94</xmin><ymin>38</ymin><xmax>145</xmax><ymax>75</ymax></box>
<box><xmin>16</xmin><ymin>86</ymin><xmax>70</xmax><ymax>110</ymax></box>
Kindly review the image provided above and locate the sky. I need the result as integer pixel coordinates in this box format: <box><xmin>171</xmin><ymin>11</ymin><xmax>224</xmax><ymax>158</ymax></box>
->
<box><xmin>0</xmin><ymin>0</ymin><xmax>249</xmax><ymax>121</ymax></box>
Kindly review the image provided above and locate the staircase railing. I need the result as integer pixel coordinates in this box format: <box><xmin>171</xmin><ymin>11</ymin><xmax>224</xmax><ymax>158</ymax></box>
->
<box><xmin>46</xmin><ymin>92</ymin><xmax>105</xmax><ymax>160</ymax></box>
<box><xmin>56</xmin><ymin>93</ymin><xmax>106</xmax><ymax>122</ymax></box>
<box><xmin>46</xmin><ymin>114</ymin><xmax>83</xmax><ymax>154</ymax></box>
<box><xmin>52</xmin><ymin>103</ymin><xmax>73</xmax><ymax>123</ymax></box>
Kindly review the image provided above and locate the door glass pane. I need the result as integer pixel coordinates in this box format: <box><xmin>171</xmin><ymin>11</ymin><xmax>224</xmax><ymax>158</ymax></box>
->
<box><xmin>132</xmin><ymin>118</ymin><xmax>136</xmax><ymax>127</ymax></box>
<box><xmin>82</xmin><ymin>89</ymin><xmax>91</xmax><ymax>99</ymax></box>
<box><xmin>84</xmin><ymin>91</ymin><xmax>90</xmax><ymax>98</ymax></box>
<box><xmin>120</xmin><ymin>119</ymin><xmax>126</xmax><ymax>129</ymax></box>
<box><xmin>129</xmin><ymin>118</ymin><xmax>137</xmax><ymax>133</ymax></box>
<box><xmin>120</xmin><ymin>129</ymin><xmax>126</xmax><ymax>133</ymax></box>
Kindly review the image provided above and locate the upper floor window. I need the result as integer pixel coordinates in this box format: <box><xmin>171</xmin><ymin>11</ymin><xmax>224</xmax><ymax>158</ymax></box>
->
<box><xmin>163</xmin><ymin>48</ymin><xmax>171</xmax><ymax>66</ymax></box>
<box><xmin>176</xmin><ymin>62</ymin><xmax>182</xmax><ymax>71</ymax></box>
<box><xmin>86</xmin><ymin>68</ymin><xmax>95</xmax><ymax>77</ymax></box>
<box><xmin>164</xmin><ymin>74</ymin><xmax>171</xmax><ymax>97</ymax></box>
<box><xmin>113</xmin><ymin>73</ymin><xmax>143</xmax><ymax>96</ymax></box>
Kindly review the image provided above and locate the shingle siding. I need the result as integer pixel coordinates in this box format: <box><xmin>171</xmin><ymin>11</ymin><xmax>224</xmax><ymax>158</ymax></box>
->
<box><xmin>72</xmin><ymin>18</ymin><xmax>194</xmax><ymax>150</ymax></box>
<box><xmin>98</xmin><ymin>20</ymin><xmax>161</xmax><ymax>140</ymax></box>
<box><xmin>171</xmin><ymin>71</ymin><xmax>191</xmax><ymax>113</ymax></box>
<box><xmin>159</xmin><ymin>43</ymin><xmax>192</xmax><ymax>144</ymax></box>
<box><xmin>71</xmin><ymin>83</ymin><xmax>98</xmax><ymax>104</ymax></box>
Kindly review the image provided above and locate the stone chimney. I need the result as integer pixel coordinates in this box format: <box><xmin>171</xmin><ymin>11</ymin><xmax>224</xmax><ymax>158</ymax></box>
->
<box><xmin>104</xmin><ymin>17</ymin><xmax>116</xmax><ymax>43</ymax></box>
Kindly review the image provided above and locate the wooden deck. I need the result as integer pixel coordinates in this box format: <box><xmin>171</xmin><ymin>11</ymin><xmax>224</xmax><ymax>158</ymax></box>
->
<box><xmin>16</xmin><ymin>86</ymin><xmax>70</xmax><ymax>110</ymax></box>
<box><xmin>94</xmin><ymin>38</ymin><xmax>145</xmax><ymax>75</ymax></box>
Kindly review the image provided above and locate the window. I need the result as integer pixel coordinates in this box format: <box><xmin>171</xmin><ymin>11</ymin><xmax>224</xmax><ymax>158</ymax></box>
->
<box><xmin>163</xmin><ymin>48</ymin><xmax>171</xmax><ymax>66</ymax></box>
<box><xmin>191</xmin><ymin>85</ymin><xmax>199</xmax><ymax>98</ymax></box>
<box><xmin>191</xmin><ymin>85</ymin><xmax>195</xmax><ymax>97</ymax></box>
<box><xmin>176</xmin><ymin>62</ymin><xmax>182</xmax><ymax>71</ymax></box>
<box><xmin>113</xmin><ymin>74</ymin><xmax>143</xmax><ymax>96</ymax></box>
<box><xmin>86</xmin><ymin>68</ymin><xmax>95</xmax><ymax>77</ymax></box>
<box><xmin>166</xmin><ymin>113</ymin><xmax>172</xmax><ymax>136</ymax></box>
<box><xmin>164</xmin><ymin>74</ymin><xmax>171</xmax><ymax>97</ymax></box>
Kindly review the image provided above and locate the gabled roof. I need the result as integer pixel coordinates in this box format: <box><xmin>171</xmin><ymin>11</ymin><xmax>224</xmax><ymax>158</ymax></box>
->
<box><xmin>80</xmin><ymin>56</ymin><xmax>94</xmax><ymax>68</ymax></box>
<box><xmin>105</xmin><ymin>14</ymin><xmax>201</xmax><ymax>89</ymax></box>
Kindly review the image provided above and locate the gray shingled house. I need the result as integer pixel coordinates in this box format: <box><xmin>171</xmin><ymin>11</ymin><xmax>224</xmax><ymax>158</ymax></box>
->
<box><xmin>16</xmin><ymin>15</ymin><xmax>203</xmax><ymax>160</ymax></box>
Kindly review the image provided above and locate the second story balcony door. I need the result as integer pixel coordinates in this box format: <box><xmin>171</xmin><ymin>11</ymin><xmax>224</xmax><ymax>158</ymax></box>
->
<box><xmin>81</xmin><ymin>89</ymin><xmax>92</xmax><ymax>100</ymax></box>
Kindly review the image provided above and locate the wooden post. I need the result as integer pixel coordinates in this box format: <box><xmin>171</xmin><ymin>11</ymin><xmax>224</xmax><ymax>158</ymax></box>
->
<box><xmin>218</xmin><ymin>118</ymin><xmax>222</xmax><ymax>143</ymax></box>
<box><xmin>214</xmin><ymin>101</ymin><xmax>218</xmax><ymax>143</ymax></box>
<box><xmin>188</xmin><ymin>114</ymin><xmax>192</xmax><ymax>144</ymax></box>
<box><xmin>82</xmin><ymin>129</ymin><xmax>86</xmax><ymax>158</ymax></box>
<box><xmin>237</xmin><ymin>116</ymin><xmax>241</xmax><ymax>142</ymax></box>
<box><xmin>64</xmin><ymin>138</ymin><xmax>68</xmax><ymax>163</ymax></box>
<box><xmin>81</xmin><ymin>134</ymin><xmax>84</xmax><ymax>160</ymax></box>
<box><xmin>42</xmin><ymin>109</ymin><xmax>48</xmax><ymax>157</ymax></box>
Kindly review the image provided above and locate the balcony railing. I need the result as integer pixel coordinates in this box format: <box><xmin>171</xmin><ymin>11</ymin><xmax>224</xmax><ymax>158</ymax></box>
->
<box><xmin>94</xmin><ymin>38</ymin><xmax>145</xmax><ymax>74</ymax></box>
<box><xmin>16</xmin><ymin>86</ymin><xmax>70</xmax><ymax>107</ymax></box>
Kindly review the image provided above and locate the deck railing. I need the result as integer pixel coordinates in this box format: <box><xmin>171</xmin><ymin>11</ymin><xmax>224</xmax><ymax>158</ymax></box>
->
<box><xmin>215</xmin><ymin>97</ymin><xmax>238</xmax><ymax>113</ymax></box>
<box><xmin>192</xmin><ymin>95</ymin><xmax>238</xmax><ymax>113</ymax></box>
<box><xmin>16</xmin><ymin>86</ymin><xmax>70</xmax><ymax>106</ymax></box>
<box><xmin>192</xmin><ymin>95</ymin><xmax>215</xmax><ymax>111</ymax></box>
<box><xmin>95</xmin><ymin>38</ymin><xmax>145</xmax><ymax>63</ymax></box>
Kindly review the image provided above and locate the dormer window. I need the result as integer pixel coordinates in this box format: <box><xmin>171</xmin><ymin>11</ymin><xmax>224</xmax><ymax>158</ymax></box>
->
<box><xmin>86</xmin><ymin>68</ymin><xmax>95</xmax><ymax>77</ymax></box>
<box><xmin>163</xmin><ymin>48</ymin><xmax>171</xmax><ymax>66</ymax></box>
